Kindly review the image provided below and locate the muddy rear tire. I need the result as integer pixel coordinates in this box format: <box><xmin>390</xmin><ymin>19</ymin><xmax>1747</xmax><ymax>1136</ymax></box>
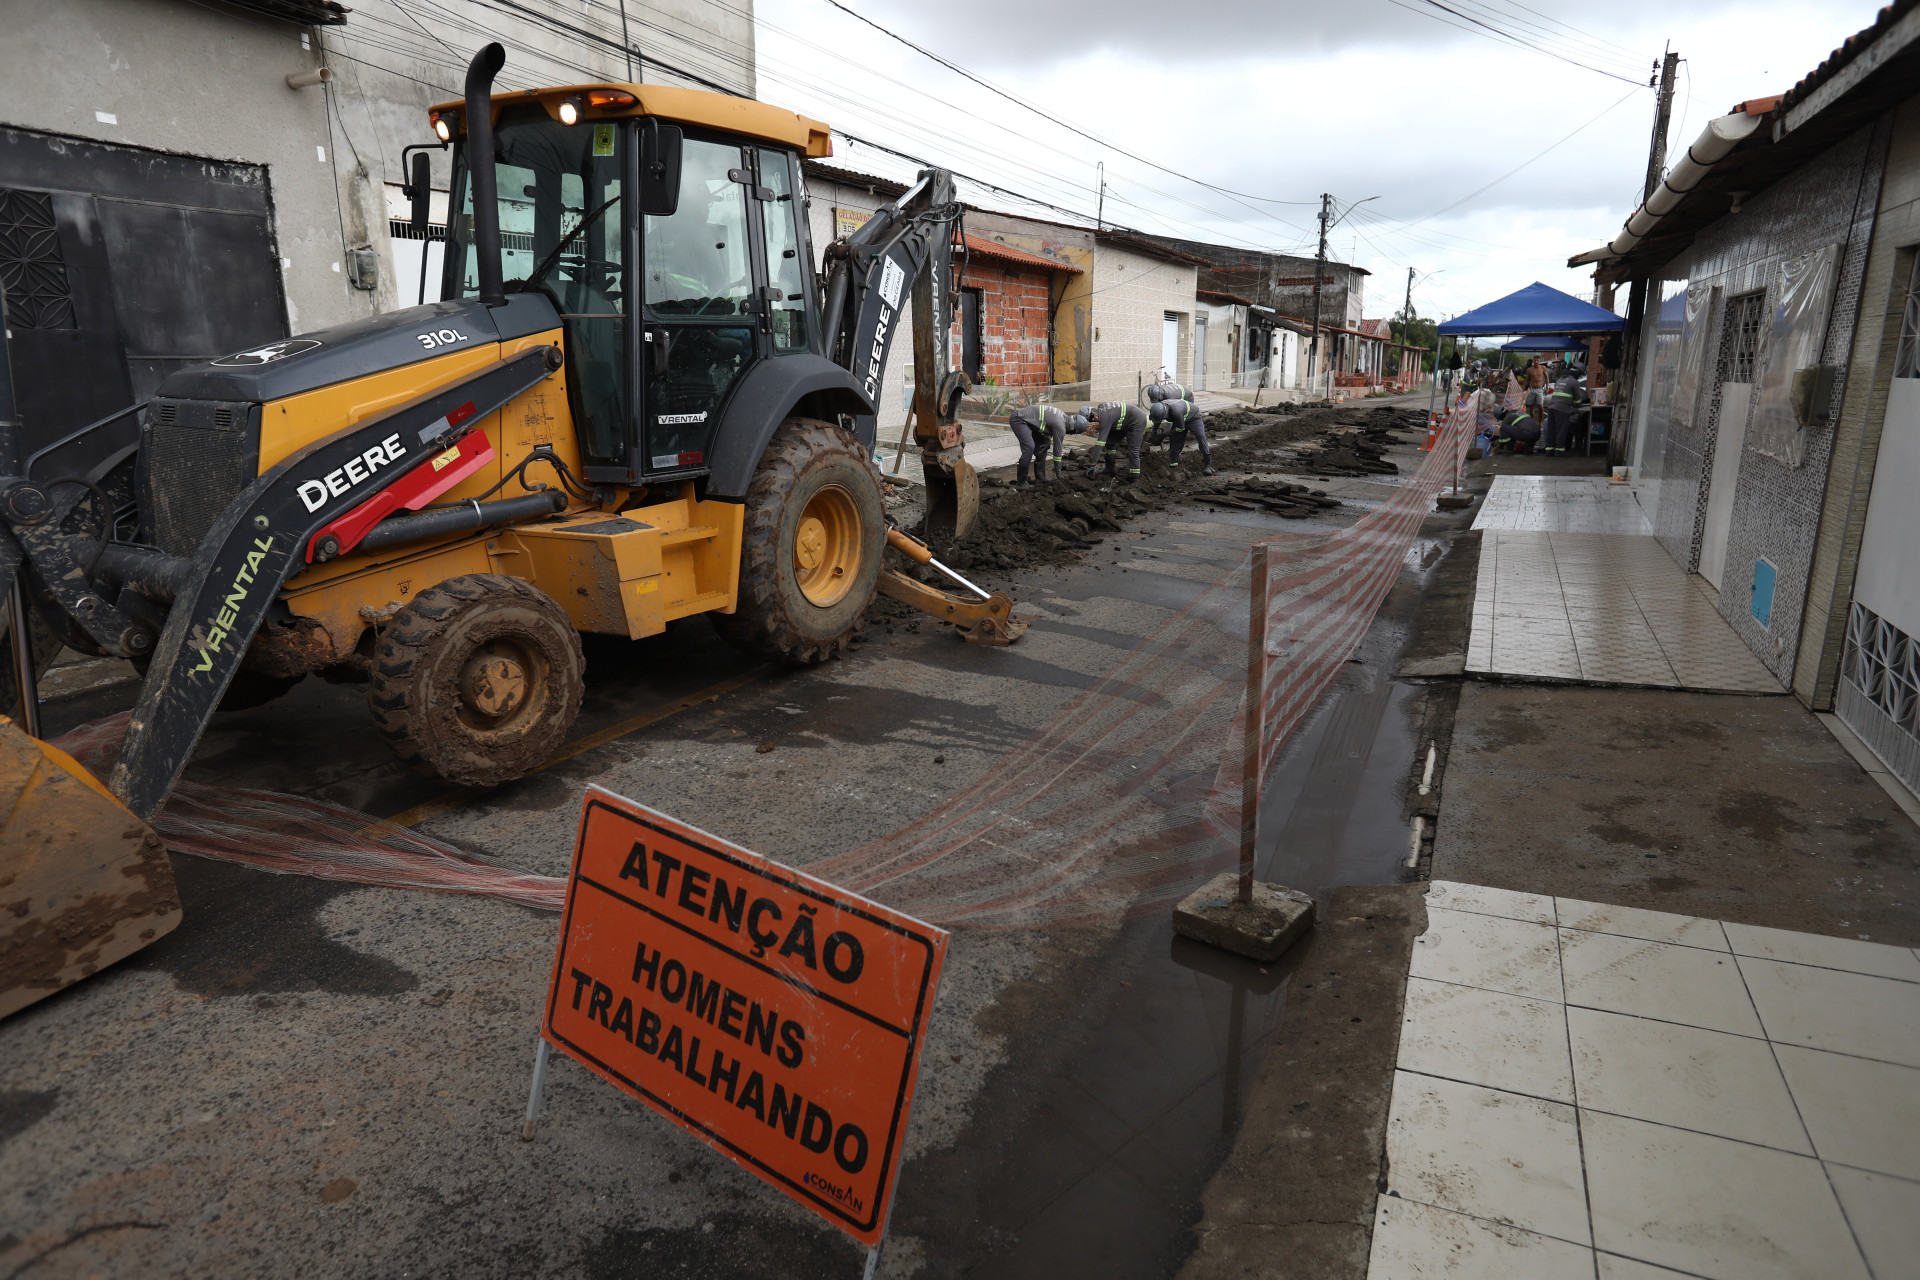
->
<box><xmin>712</xmin><ymin>417</ymin><xmax>884</xmax><ymax>665</ymax></box>
<box><xmin>367</xmin><ymin>574</ymin><xmax>584</xmax><ymax>787</ymax></box>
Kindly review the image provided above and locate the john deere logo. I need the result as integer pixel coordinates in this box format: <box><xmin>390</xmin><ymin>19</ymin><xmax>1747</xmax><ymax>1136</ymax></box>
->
<box><xmin>212</xmin><ymin>339</ymin><xmax>323</xmax><ymax>367</ymax></box>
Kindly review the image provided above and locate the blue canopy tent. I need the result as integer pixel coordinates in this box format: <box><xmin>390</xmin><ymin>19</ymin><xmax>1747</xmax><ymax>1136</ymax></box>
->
<box><xmin>1501</xmin><ymin>334</ymin><xmax>1591</xmax><ymax>352</ymax></box>
<box><xmin>1437</xmin><ymin>282</ymin><xmax>1624</xmax><ymax>337</ymax></box>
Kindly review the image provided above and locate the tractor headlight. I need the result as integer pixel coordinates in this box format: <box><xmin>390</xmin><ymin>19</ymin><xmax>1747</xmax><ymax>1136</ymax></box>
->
<box><xmin>433</xmin><ymin>115</ymin><xmax>453</xmax><ymax>142</ymax></box>
<box><xmin>558</xmin><ymin>98</ymin><xmax>580</xmax><ymax>126</ymax></box>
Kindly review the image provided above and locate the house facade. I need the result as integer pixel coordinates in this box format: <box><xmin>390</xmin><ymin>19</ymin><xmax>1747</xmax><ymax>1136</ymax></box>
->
<box><xmin>1583</xmin><ymin>0</ymin><xmax>1920</xmax><ymax>791</ymax></box>
<box><xmin>0</xmin><ymin>0</ymin><xmax>756</xmax><ymax>465</ymax></box>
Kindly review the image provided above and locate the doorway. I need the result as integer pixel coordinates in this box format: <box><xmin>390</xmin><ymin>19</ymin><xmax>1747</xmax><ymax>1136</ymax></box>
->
<box><xmin>1194</xmin><ymin>316</ymin><xmax>1209</xmax><ymax>389</ymax></box>
<box><xmin>1699</xmin><ymin>291</ymin><xmax>1764</xmax><ymax>589</ymax></box>
<box><xmin>959</xmin><ymin>286</ymin><xmax>984</xmax><ymax>383</ymax></box>
<box><xmin>1161</xmin><ymin>310</ymin><xmax>1180</xmax><ymax>380</ymax></box>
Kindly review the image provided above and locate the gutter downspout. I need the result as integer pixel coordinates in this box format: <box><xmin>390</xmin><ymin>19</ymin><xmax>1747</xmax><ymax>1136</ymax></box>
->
<box><xmin>1569</xmin><ymin>110</ymin><xmax>1766</xmax><ymax>267</ymax></box>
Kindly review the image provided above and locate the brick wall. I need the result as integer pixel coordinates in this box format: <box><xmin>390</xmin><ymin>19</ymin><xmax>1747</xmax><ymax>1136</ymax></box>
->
<box><xmin>953</xmin><ymin>259</ymin><xmax>1052</xmax><ymax>388</ymax></box>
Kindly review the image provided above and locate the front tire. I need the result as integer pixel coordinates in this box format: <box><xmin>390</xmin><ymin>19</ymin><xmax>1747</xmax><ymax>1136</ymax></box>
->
<box><xmin>367</xmin><ymin>574</ymin><xmax>584</xmax><ymax>786</ymax></box>
<box><xmin>712</xmin><ymin>418</ymin><xmax>884</xmax><ymax>665</ymax></box>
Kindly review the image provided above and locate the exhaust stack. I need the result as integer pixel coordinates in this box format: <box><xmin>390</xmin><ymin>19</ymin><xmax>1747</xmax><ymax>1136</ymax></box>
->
<box><xmin>463</xmin><ymin>43</ymin><xmax>508</xmax><ymax>307</ymax></box>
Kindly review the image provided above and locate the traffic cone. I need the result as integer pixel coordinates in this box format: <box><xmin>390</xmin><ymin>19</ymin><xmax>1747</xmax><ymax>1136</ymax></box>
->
<box><xmin>1423</xmin><ymin>413</ymin><xmax>1443</xmax><ymax>452</ymax></box>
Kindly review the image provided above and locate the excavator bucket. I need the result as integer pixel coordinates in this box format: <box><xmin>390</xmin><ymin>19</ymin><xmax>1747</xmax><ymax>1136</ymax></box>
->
<box><xmin>0</xmin><ymin>717</ymin><xmax>180</xmax><ymax>1021</ymax></box>
<box><xmin>921</xmin><ymin>451</ymin><xmax>979</xmax><ymax>545</ymax></box>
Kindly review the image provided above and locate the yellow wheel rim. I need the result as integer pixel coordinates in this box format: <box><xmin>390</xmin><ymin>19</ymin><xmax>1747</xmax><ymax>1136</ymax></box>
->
<box><xmin>793</xmin><ymin>484</ymin><xmax>862</xmax><ymax>607</ymax></box>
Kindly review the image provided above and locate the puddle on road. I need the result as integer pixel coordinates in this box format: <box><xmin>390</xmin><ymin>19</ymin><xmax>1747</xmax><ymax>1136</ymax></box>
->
<box><xmin>915</xmin><ymin>498</ymin><xmax>1434</xmax><ymax>1279</ymax></box>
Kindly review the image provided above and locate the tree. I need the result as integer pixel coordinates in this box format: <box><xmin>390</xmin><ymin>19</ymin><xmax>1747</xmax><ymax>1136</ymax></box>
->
<box><xmin>1390</xmin><ymin>309</ymin><xmax>1439</xmax><ymax>373</ymax></box>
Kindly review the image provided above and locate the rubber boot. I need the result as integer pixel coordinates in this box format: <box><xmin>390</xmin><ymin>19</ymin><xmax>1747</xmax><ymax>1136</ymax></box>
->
<box><xmin>1104</xmin><ymin>452</ymin><xmax>1118</xmax><ymax>479</ymax></box>
<box><xmin>1015</xmin><ymin>460</ymin><xmax>1032</xmax><ymax>489</ymax></box>
<box><xmin>1202</xmin><ymin>451</ymin><xmax>1215</xmax><ymax>476</ymax></box>
<box><xmin>1124</xmin><ymin>469</ymin><xmax>1139</xmax><ymax>485</ymax></box>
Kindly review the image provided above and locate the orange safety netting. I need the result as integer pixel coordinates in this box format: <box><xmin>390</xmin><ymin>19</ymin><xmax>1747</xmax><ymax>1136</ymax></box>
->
<box><xmin>809</xmin><ymin>391</ymin><xmax>1483</xmax><ymax>925</ymax></box>
<box><xmin>51</xmin><ymin>714</ymin><xmax>566</xmax><ymax>912</ymax></box>
<box><xmin>53</xmin><ymin>390</ymin><xmax>1484</xmax><ymax>927</ymax></box>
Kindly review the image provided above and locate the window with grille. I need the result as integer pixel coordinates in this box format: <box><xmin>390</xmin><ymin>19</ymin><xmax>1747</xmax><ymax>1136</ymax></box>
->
<box><xmin>1895</xmin><ymin>253</ymin><xmax>1920</xmax><ymax>380</ymax></box>
<box><xmin>1844</xmin><ymin>602</ymin><xmax>1919</xmax><ymax>736</ymax></box>
<box><xmin>0</xmin><ymin>189</ymin><xmax>75</xmax><ymax>330</ymax></box>
<box><xmin>1724</xmin><ymin>289</ymin><xmax>1765</xmax><ymax>383</ymax></box>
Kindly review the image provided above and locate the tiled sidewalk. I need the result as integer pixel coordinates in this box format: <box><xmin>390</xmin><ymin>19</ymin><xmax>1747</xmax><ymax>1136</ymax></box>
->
<box><xmin>1370</xmin><ymin>880</ymin><xmax>1920</xmax><ymax>1279</ymax></box>
<box><xmin>1466</xmin><ymin>531</ymin><xmax>1782</xmax><ymax>692</ymax></box>
<box><xmin>1472</xmin><ymin>475</ymin><xmax>1653</xmax><ymax>535</ymax></box>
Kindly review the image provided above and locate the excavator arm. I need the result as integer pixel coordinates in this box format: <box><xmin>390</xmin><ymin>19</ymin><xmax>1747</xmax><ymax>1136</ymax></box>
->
<box><xmin>820</xmin><ymin>168</ymin><xmax>977</xmax><ymax>544</ymax></box>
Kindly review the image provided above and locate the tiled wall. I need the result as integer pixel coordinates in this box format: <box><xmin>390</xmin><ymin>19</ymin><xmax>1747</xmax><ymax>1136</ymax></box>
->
<box><xmin>1799</xmin><ymin>97</ymin><xmax>1920</xmax><ymax>709</ymax></box>
<box><xmin>1636</xmin><ymin>119</ymin><xmax>1893</xmax><ymax>685</ymax></box>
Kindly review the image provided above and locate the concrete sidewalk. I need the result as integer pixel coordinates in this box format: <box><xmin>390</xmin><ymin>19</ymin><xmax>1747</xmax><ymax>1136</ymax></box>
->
<box><xmin>1374</xmin><ymin>880</ymin><xmax>1919</xmax><ymax>1279</ymax></box>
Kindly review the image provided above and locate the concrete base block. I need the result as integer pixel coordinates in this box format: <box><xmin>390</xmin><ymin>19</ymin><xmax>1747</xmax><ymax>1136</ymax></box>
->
<box><xmin>1434</xmin><ymin>493</ymin><xmax>1475</xmax><ymax>510</ymax></box>
<box><xmin>1172</xmin><ymin>872</ymin><xmax>1314</xmax><ymax>962</ymax></box>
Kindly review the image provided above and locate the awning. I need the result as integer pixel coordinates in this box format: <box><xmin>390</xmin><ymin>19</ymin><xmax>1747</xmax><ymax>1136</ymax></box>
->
<box><xmin>1436</xmin><ymin>282</ymin><xmax>1624</xmax><ymax>337</ymax></box>
<box><xmin>1500</xmin><ymin>334</ymin><xmax>1595</xmax><ymax>351</ymax></box>
<box><xmin>958</xmin><ymin>234</ymin><xmax>1082</xmax><ymax>274</ymax></box>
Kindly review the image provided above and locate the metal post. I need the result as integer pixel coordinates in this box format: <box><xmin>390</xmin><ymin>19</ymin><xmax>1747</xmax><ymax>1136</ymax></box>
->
<box><xmin>618</xmin><ymin>0</ymin><xmax>635</xmax><ymax>81</ymax></box>
<box><xmin>1239</xmin><ymin>543</ymin><xmax>1270</xmax><ymax>905</ymax></box>
<box><xmin>0</xmin><ymin>288</ymin><xmax>37</xmax><ymax>738</ymax></box>
<box><xmin>6</xmin><ymin>581</ymin><xmax>39</xmax><ymax>738</ymax></box>
<box><xmin>521</xmin><ymin>1037</ymin><xmax>552</xmax><ymax>1141</ymax></box>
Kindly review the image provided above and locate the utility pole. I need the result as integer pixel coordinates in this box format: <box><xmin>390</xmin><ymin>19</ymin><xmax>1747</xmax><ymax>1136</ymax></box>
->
<box><xmin>1402</xmin><ymin>266</ymin><xmax>1415</xmax><ymax>379</ymax></box>
<box><xmin>1644</xmin><ymin>48</ymin><xmax>1679</xmax><ymax>204</ymax></box>
<box><xmin>1309</xmin><ymin>193</ymin><xmax>1330</xmax><ymax>398</ymax></box>
<box><xmin>1096</xmin><ymin>162</ymin><xmax>1106</xmax><ymax>232</ymax></box>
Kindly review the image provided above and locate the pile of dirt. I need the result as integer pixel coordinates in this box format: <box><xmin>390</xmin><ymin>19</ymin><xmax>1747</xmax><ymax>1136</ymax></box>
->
<box><xmin>1185</xmin><ymin>475</ymin><xmax>1341</xmax><ymax>518</ymax></box>
<box><xmin>939</xmin><ymin>406</ymin><xmax>1408</xmax><ymax>567</ymax></box>
<box><xmin>865</xmin><ymin>403</ymin><xmax>1426</xmax><ymax>622</ymax></box>
<box><xmin>1274</xmin><ymin>409</ymin><xmax>1420</xmax><ymax>477</ymax></box>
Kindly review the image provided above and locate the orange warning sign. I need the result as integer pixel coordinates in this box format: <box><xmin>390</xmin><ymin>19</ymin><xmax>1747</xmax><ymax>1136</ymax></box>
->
<box><xmin>542</xmin><ymin>786</ymin><xmax>948</xmax><ymax>1246</ymax></box>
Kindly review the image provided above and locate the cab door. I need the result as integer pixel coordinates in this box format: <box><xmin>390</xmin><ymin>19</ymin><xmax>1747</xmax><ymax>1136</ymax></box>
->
<box><xmin>639</xmin><ymin>136</ymin><xmax>763</xmax><ymax>475</ymax></box>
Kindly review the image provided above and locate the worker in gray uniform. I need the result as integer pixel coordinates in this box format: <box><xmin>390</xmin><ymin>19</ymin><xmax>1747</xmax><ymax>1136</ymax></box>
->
<box><xmin>1542</xmin><ymin>375</ymin><xmax>1584</xmax><ymax>454</ymax></box>
<box><xmin>1146</xmin><ymin>380</ymin><xmax>1191</xmax><ymax>405</ymax></box>
<box><xmin>1084</xmin><ymin>401</ymin><xmax>1151</xmax><ymax>482</ymax></box>
<box><xmin>1150</xmin><ymin>397</ymin><xmax>1215</xmax><ymax>473</ymax></box>
<box><xmin>1007</xmin><ymin>403</ymin><xmax>1085</xmax><ymax>487</ymax></box>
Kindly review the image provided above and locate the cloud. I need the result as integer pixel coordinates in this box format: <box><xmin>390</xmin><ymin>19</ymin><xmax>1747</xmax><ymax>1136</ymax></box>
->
<box><xmin>761</xmin><ymin>0</ymin><xmax>1886</xmax><ymax>318</ymax></box>
<box><xmin>825</xmin><ymin>0</ymin><xmax>1673</xmax><ymax>70</ymax></box>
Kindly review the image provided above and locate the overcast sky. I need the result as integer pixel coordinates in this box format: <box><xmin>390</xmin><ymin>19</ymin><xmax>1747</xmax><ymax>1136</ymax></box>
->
<box><xmin>752</xmin><ymin>0</ymin><xmax>1884</xmax><ymax>321</ymax></box>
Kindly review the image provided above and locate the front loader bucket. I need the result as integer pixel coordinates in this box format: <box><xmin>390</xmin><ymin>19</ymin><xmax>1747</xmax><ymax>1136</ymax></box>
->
<box><xmin>922</xmin><ymin>452</ymin><xmax>979</xmax><ymax>546</ymax></box>
<box><xmin>0</xmin><ymin>718</ymin><xmax>179</xmax><ymax>1021</ymax></box>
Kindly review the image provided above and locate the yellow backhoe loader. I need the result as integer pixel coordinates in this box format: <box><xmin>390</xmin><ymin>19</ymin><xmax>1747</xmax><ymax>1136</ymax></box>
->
<box><xmin>0</xmin><ymin>43</ymin><xmax>1022</xmax><ymax>1017</ymax></box>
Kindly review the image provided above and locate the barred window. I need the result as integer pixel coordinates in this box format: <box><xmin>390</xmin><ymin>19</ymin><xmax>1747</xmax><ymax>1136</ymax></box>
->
<box><xmin>1844</xmin><ymin>602</ymin><xmax>1919</xmax><ymax>734</ymax></box>
<box><xmin>1895</xmin><ymin>253</ymin><xmax>1920</xmax><ymax>380</ymax></box>
<box><xmin>0</xmin><ymin>188</ymin><xmax>76</xmax><ymax>330</ymax></box>
<box><xmin>1724</xmin><ymin>289</ymin><xmax>1765</xmax><ymax>383</ymax></box>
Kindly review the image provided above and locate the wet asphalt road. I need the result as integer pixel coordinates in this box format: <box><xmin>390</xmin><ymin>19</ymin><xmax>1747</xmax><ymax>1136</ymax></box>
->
<box><xmin>1</xmin><ymin>417</ymin><xmax>1463</xmax><ymax>1279</ymax></box>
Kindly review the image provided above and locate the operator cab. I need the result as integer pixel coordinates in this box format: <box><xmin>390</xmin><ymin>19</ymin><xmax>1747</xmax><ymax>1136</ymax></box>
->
<box><xmin>436</xmin><ymin>88</ymin><xmax>828</xmax><ymax>488</ymax></box>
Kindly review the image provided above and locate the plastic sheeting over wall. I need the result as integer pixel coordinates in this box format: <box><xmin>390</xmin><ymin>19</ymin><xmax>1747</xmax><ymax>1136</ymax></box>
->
<box><xmin>1751</xmin><ymin>243</ymin><xmax>1842</xmax><ymax>466</ymax></box>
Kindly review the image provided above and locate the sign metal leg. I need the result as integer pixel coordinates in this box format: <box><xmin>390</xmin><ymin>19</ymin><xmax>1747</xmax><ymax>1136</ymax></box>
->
<box><xmin>522</xmin><ymin>1037</ymin><xmax>552</xmax><ymax>1141</ymax></box>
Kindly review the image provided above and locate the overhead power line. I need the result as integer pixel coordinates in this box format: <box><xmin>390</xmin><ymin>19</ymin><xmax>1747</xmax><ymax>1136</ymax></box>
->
<box><xmin>818</xmin><ymin>0</ymin><xmax>1320</xmax><ymax>209</ymax></box>
<box><xmin>1382</xmin><ymin>0</ymin><xmax>1648</xmax><ymax>85</ymax></box>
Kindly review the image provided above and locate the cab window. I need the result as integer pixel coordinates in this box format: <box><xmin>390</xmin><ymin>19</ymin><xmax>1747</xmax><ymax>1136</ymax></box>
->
<box><xmin>447</xmin><ymin>106</ymin><xmax>628</xmax><ymax>466</ymax></box>
<box><xmin>758</xmin><ymin>147</ymin><xmax>809</xmax><ymax>354</ymax></box>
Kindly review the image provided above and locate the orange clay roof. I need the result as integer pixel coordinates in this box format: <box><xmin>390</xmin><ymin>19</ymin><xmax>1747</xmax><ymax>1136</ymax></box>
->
<box><xmin>431</xmin><ymin>83</ymin><xmax>833</xmax><ymax>157</ymax></box>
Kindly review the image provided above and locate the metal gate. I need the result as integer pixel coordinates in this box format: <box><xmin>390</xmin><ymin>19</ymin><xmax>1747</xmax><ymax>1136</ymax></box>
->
<box><xmin>0</xmin><ymin>126</ymin><xmax>288</xmax><ymax>480</ymax></box>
